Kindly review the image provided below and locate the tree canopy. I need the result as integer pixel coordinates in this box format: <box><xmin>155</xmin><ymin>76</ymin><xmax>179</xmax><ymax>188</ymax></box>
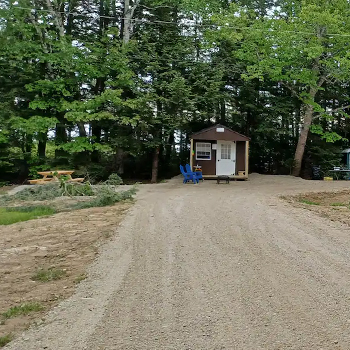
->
<box><xmin>1</xmin><ymin>0</ymin><xmax>350</xmax><ymax>183</ymax></box>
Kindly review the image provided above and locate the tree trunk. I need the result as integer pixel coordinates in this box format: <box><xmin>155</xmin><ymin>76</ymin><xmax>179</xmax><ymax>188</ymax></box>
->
<box><xmin>165</xmin><ymin>132</ymin><xmax>175</xmax><ymax>168</ymax></box>
<box><xmin>122</xmin><ymin>0</ymin><xmax>140</xmax><ymax>44</ymax></box>
<box><xmin>55</xmin><ymin>123</ymin><xmax>68</xmax><ymax>160</ymax></box>
<box><xmin>151</xmin><ymin>146</ymin><xmax>160</xmax><ymax>183</ymax></box>
<box><xmin>91</xmin><ymin>123</ymin><xmax>101</xmax><ymax>163</ymax></box>
<box><xmin>38</xmin><ymin>133</ymin><xmax>47</xmax><ymax>159</ymax></box>
<box><xmin>116</xmin><ymin>148</ymin><xmax>125</xmax><ymax>175</ymax></box>
<box><xmin>77</xmin><ymin>122</ymin><xmax>87</xmax><ymax>137</ymax></box>
<box><xmin>220</xmin><ymin>99</ymin><xmax>226</xmax><ymax>125</ymax></box>
<box><xmin>25</xmin><ymin>135</ymin><xmax>33</xmax><ymax>155</ymax></box>
<box><xmin>292</xmin><ymin>104</ymin><xmax>314</xmax><ymax>177</ymax></box>
<box><xmin>123</xmin><ymin>0</ymin><xmax>131</xmax><ymax>44</ymax></box>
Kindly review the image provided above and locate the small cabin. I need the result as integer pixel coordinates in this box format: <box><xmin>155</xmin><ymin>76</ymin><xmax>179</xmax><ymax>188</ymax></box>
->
<box><xmin>190</xmin><ymin>124</ymin><xmax>250</xmax><ymax>180</ymax></box>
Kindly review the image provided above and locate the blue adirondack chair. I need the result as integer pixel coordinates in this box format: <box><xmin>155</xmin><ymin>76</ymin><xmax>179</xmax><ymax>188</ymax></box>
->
<box><xmin>180</xmin><ymin>165</ymin><xmax>199</xmax><ymax>184</ymax></box>
<box><xmin>186</xmin><ymin>164</ymin><xmax>203</xmax><ymax>181</ymax></box>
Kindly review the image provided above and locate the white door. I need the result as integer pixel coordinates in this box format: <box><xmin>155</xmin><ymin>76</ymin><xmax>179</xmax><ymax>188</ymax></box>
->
<box><xmin>216</xmin><ymin>141</ymin><xmax>236</xmax><ymax>175</ymax></box>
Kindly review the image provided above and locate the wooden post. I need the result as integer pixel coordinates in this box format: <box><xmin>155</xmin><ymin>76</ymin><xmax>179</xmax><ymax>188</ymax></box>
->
<box><xmin>245</xmin><ymin>141</ymin><xmax>249</xmax><ymax>178</ymax></box>
<box><xmin>190</xmin><ymin>139</ymin><xmax>194</xmax><ymax>171</ymax></box>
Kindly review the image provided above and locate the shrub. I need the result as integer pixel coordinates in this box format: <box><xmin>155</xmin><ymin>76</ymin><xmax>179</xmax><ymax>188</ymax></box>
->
<box><xmin>104</xmin><ymin>173</ymin><xmax>123</xmax><ymax>186</ymax></box>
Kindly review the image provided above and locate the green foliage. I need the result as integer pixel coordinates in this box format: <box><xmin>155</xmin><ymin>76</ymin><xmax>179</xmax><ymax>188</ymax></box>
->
<box><xmin>105</xmin><ymin>174</ymin><xmax>123</xmax><ymax>186</ymax></box>
<box><xmin>32</xmin><ymin>268</ymin><xmax>66</xmax><ymax>282</ymax></box>
<box><xmin>28</xmin><ymin>164</ymin><xmax>52</xmax><ymax>179</ymax></box>
<box><xmin>0</xmin><ymin>334</ymin><xmax>12</xmax><ymax>347</ymax></box>
<box><xmin>2</xmin><ymin>303</ymin><xmax>44</xmax><ymax>319</ymax></box>
<box><xmin>1</xmin><ymin>0</ymin><xmax>350</xmax><ymax>182</ymax></box>
<box><xmin>60</xmin><ymin>182</ymin><xmax>94</xmax><ymax>197</ymax></box>
<box><xmin>299</xmin><ymin>199</ymin><xmax>320</xmax><ymax>205</ymax></box>
<box><xmin>72</xmin><ymin>186</ymin><xmax>137</xmax><ymax>210</ymax></box>
<box><xmin>330</xmin><ymin>203</ymin><xmax>346</xmax><ymax>207</ymax></box>
<box><xmin>4</xmin><ymin>184</ymin><xmax>63</xmax><ymax>202</ymax></box>
<box><xmin>0</xmin><ymin>206</ymin><xmax>56</xmax><ymax>225</ymax></box>
<box><xmin>74</xmin><ymin>273</ymin><xmax>87</xmax><ymax>284</ymax></box>
<box><xmin>306</xmin><ymin>141</ymin><xmax>342</xmax><ymax>173</ymax></box>
<box><xmin>10</xmin><ymin>116</ymin><xmax>58</xmax><ymax>135</ymax></box>
<box><xmin>1</xmin><ymin>172</ymin><xmax>136</xmax><ymax>214</ymax></box>
<box><xmin>83</xmin><ymin>164</ymin><xmax>111</xmax><ymax>183</ymax></box>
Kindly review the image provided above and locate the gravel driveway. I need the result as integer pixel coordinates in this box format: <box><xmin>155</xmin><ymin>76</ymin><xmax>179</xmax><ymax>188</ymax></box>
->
<box><xmin>6</xmin><ymin>174</ymin><xmax>350</xmax><ymax>350</ymax></box>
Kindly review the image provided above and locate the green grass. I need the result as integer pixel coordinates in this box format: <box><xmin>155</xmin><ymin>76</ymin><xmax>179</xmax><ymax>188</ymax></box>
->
<box><xmin>0</xmin><ymin>334</ymin><xmax>12</xmax><ymax>347</ymax></box>
<box><xmin>74</xmin><ymin>273</ymin><xmax>87</xmax><ymax>284</ymax></box>
<box><xmin>32</xmin><ymin>267</ymin><xmax>66</xmax><ymax>282</ymax></box>
<box><xmin>2</xmin><ymin>303</ymin><xmax>44</xmax><ymax>319</ymax></box>
<box><xmin>299</xmin><ymin>199</ymin><xmax>320</xmax><ymax>205</ymax></box>
<box><xmin>330</xmin><ymin>202</ymin><xmax>346</xmax><ymax>207</ymax></box>
<box><xmin>0</xmin><ymin>206</ymin><xmax>55</xmax><ymax>225</ymax></box>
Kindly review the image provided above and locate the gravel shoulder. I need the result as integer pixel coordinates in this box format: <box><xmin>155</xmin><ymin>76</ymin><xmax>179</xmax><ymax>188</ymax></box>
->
<box><xmin>6</xmin><ymin>174</ymin><xmax>350</xmax><ymax>350</ymax></box>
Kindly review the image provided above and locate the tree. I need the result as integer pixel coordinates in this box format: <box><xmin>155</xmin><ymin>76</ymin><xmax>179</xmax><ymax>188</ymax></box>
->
<box><xmin>215</xmin><ymin>0</ymin><xmax>350</xmax><ymax>176</ymax></box>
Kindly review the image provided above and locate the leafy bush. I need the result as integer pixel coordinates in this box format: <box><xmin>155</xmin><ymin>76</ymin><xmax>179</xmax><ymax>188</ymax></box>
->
<box><xmin>28</xmin><ymin>164</ymin><xmax>51</xmax><ymax>180</ymax></box>
<box><xmin>105</xmin><ymin>173</ymin><xmax>123</xmax><ymax>186</ymax></box>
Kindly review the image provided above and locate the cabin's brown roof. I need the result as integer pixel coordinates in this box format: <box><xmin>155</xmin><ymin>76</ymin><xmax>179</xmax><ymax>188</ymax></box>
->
<box><xmin>190</xmin><ymin>124</ymin><xmax>250</xmax><ymax>141</ymax></box>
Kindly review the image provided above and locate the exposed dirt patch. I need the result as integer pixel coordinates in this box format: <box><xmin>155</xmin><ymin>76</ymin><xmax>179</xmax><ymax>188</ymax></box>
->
<box><xmin>0</xmin><ymin>201</ymin><xmax>132</xmax><ymax>341</ymax></box>
<box><xmin>0</xmin><ymin>186</ymin><xmax>17</xmax><ymax>195</ymax></box>
<box><xmin>286</xmin><ymin>189</ymin><xmax>350</xmax><ymax>226</ymax></box>
<box><xmin>7</xmin><ymin>176</ymin><xmax>350</xmax><ymax>350</ymax></box>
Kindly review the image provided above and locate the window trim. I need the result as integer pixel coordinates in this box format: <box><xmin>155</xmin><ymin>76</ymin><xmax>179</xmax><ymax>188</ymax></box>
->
<box><xmin>196</xmin><ymin>142</ymin><xmax>212</xmax><ymax>161</ymax></box>
<box><xmin>220</xmin><ymin>143</ymin><xmax>232</xmax><ymax>160</ymax></box>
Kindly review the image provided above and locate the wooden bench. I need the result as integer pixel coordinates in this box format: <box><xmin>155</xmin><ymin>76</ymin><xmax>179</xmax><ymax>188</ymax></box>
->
<box><xmin>217</xmin><ymin>175</ymin><xmax>230</xmax><ymax>184</ymax></box>
<box><xmin>28</xmin><ymin>179</ymin><xmax>57</xmax><ymax>185</ymax></box>
<box><xmin>29</xmin><ymin>170</ymin><xmax>81</xmax><ymax>185</ymax></box>
<box><xmin>67</xmin><ymin>178</ymin><xmax>84</xmax><ymax>183</ymax></box>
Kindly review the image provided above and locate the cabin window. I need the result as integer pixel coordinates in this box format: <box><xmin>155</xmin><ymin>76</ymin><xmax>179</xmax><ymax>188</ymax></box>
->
<box><xmin>221</xmin><ymin>144</ymin><xmax>231</xmax><ymax>160</ymax></box>
<box><xmin>196</xmin><ymin>142</ymin><xmax>211</xmax><ymax>160</ymax></box>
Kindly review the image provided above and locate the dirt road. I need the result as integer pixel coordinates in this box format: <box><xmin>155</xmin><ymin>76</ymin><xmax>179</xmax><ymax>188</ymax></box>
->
<box><xmin>6</xmin><ymin>175</ymin><xmax>350</xmax><ymax>350</ymax></box>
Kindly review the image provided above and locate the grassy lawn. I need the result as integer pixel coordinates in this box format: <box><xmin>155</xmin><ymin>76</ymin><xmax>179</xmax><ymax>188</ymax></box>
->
<box><xmin>0</xmin><ymin>206</ymin><xmax>55</xmax><ymax>225</ymax></box>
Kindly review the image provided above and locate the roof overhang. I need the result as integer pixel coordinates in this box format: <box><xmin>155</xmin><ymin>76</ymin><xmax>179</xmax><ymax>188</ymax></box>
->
<box><xmin>190</xmin><ymin>124</ymin><xmax>250</xmax><ymax>142</ymax></box>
